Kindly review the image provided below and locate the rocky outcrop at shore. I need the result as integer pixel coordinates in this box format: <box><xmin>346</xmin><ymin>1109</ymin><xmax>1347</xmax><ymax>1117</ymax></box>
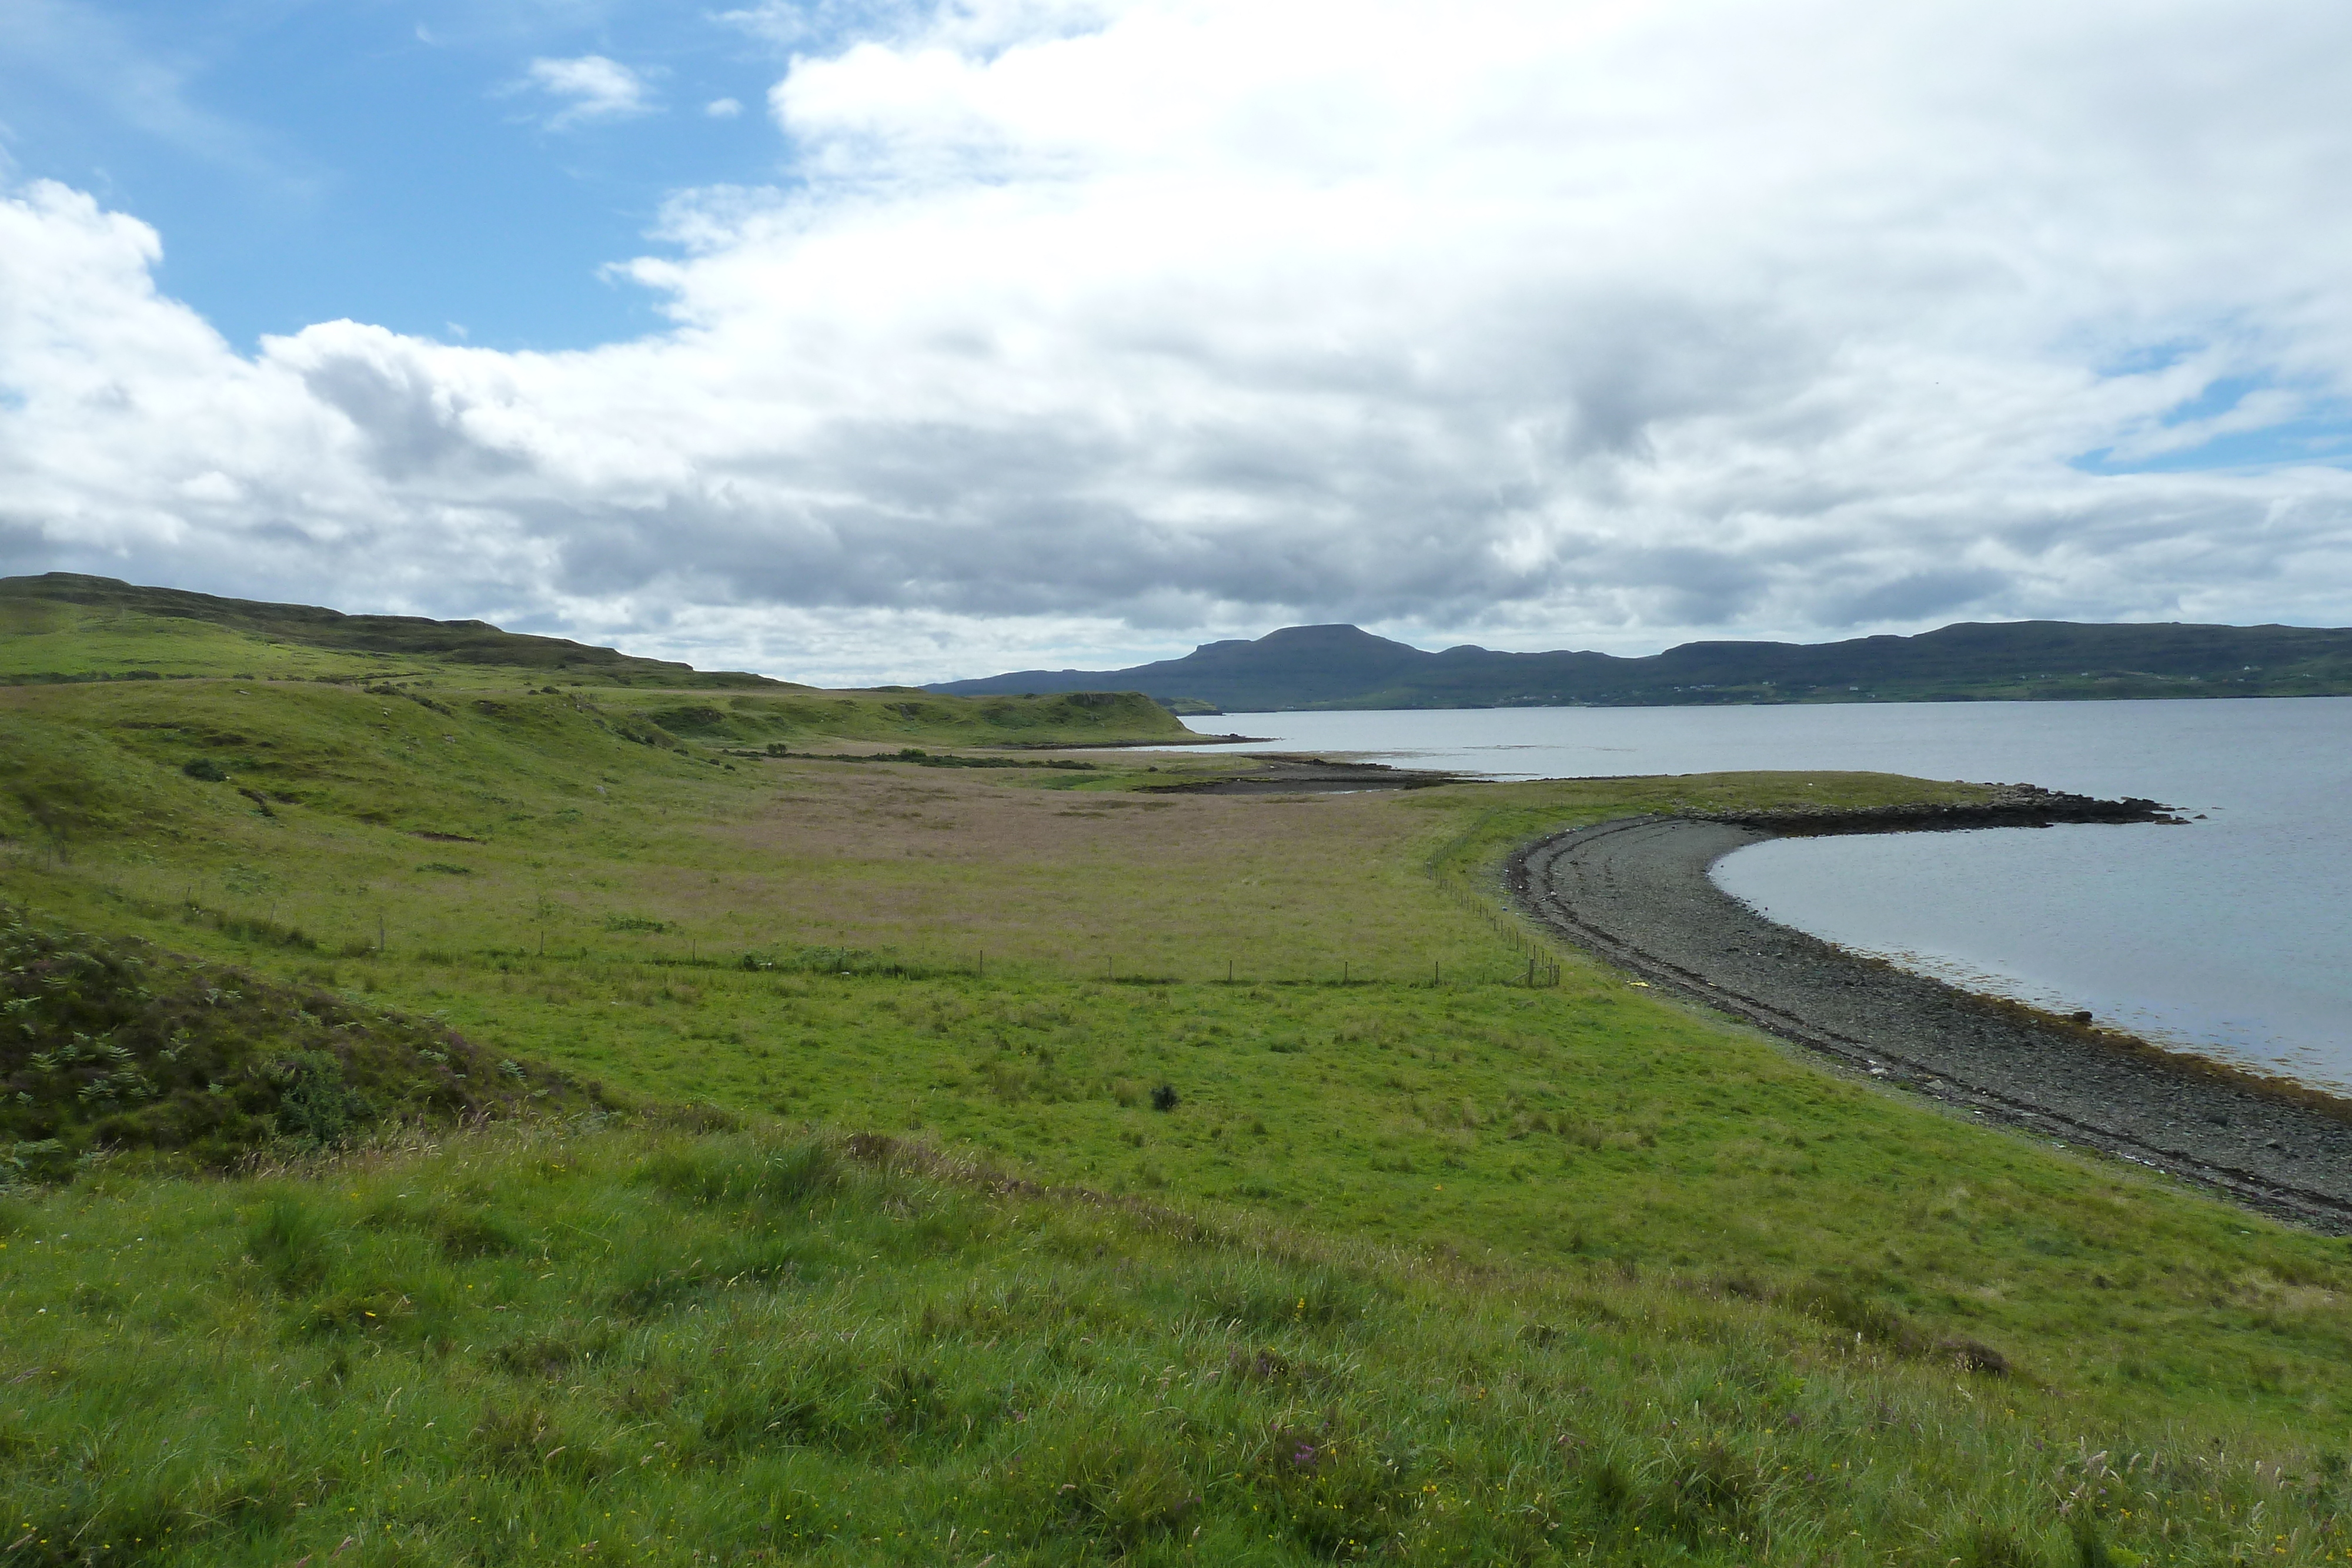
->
<box><xmin>1695</xmin><ymin>783</ymin><xmax>2182</xmax><ymax>834</ymax></box>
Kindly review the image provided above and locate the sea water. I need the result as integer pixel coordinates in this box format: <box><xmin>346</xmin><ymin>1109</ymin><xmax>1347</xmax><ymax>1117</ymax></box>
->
<box><xmin>1178</xmin><ymin>698</ymin><xmax>2352</xmax><ymax>1089</ymax></box>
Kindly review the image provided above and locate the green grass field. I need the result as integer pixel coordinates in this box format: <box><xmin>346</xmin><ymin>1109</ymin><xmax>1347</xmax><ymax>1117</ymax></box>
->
<box><xmin>5</xmin><ymin>598</ymin><xmax>2350</xmax><ymax>1566</ymax></box>
<box><xmin>11</xmin><ymin>1124</ymin><xmax>2334</xmax><ymax>1568</ymax></box>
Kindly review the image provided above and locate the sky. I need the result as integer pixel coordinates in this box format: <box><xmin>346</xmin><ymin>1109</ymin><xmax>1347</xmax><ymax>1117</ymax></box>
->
<box><xmin>2</xmin><ymin>0</ymin><xmax>2350</xmax><ymax>686</ymax></box>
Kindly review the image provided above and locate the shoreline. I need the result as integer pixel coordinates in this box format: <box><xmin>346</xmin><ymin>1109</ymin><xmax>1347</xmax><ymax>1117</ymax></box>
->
<box><xmin>1511</xmin><ymin>808</ymin><xmax>2352</xmax><ymax>1232</ymax></box>
<box><xmin>998</xmin><ymin>731</ymin><xmax>1277</xmax><ymax>748</ymax></box>
<box><xmin>1138</xmin><ymin>754</ymin><xmax>1479</xmax><ymax>793</ymax></box>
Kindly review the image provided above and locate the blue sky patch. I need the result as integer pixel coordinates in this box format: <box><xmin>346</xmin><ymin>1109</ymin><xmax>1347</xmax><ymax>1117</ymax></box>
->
<box><xmin>0</xmin><ymin>1</ymin><xmax>873</xmax><ymax>352</ymax></box>
<box><xmin>2073</xmin><ymin>375</ymin><xmax>2352</xmax><ymax>475</ymax></box>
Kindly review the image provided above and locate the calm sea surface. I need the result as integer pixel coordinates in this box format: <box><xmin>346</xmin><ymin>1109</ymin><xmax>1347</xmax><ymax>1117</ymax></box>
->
<box><xmin>1177</xmin><ymin>699</ymin><xmax>2352</xmax><ymax>1089</ymax></box>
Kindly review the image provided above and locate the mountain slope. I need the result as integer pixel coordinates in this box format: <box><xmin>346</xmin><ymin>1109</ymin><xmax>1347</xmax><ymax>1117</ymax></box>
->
<box><xmin>930</xmin><ymin>618</ymin><xmax>2352</xmax><ymax>710</ymax></box>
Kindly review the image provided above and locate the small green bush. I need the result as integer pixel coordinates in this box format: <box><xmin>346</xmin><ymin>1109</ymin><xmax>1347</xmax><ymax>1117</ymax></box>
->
<box><xmin>269</xmin><ymin>1051</ymin><xmax>371</xmax><ymax>1146</ymax></box>
<box><xmin>1</xmin><ymin>1141</ymin><xmax>72</xmax><ymax>1188</ymax></box>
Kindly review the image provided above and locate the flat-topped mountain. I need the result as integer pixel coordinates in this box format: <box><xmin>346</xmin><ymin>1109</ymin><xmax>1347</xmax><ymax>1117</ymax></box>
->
<box><xmin>928</xmin><ymin>618</ymin><xmax>2352</xmax><ymax>711</ymax></box>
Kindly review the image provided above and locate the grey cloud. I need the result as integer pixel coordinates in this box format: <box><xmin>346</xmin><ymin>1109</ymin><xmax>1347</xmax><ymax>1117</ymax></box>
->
<box><xmin>298</xmin><ymin>349</ymin><xmax>526</xmax><ymax>483</ymax></box>
<box><xmin>1818</xmin><ymin>569</ymin><xmax>2010</xmax><ymax>627</ymax></box>
<box><xmin>0</xmin><ymin>513</ymin><xmax>60</xmax><ymax>572</ymax></box>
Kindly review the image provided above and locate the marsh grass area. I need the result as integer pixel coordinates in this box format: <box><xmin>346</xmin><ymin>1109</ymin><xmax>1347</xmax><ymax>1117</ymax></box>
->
<box><xmin>5</xmin><ymin>613</ymin><xmax>2352</xmax><ymax>1565</ymax></box>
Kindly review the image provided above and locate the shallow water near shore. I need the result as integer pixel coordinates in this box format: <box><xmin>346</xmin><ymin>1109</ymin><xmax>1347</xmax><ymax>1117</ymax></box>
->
<box><xmin>1179</xmin><ymin>698</ymin><xmax>2352</xmax><ymax>1091</ymax></box>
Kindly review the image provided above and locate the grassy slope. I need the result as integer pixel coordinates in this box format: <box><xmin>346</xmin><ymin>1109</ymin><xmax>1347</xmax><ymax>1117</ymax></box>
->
<box><xmin>6</xmin><ymin>1127</ymin><xmax>2328</xmax><ymax>1568</ymax></box>
<box><xmin>4</xmin><ymin>626</ymin><xmax>2350</xmax><ymax>1564</ymax></box>
<box><xmin>0</xmin><ymin>592</ymin><xmax>1188</xmax><ymax>750</ymax></box>
<box><xmin>0</xmin><ymin>574</ymin><xmax>779</xmax><ymax>687</ymax></box>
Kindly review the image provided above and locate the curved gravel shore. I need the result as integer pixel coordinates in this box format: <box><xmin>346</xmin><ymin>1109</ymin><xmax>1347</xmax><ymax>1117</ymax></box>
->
<box><xmin>1511</xmin><ymin>814</ymin><xmax>2352</xmax><ymax>1231</ymax></box>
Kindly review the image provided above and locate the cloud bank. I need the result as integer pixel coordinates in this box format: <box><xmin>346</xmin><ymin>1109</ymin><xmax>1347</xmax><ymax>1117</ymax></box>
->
<box><xmin>4</xmin><ymin>0</ymin><xmax>2351</xmax><ymax>683</ymax></box>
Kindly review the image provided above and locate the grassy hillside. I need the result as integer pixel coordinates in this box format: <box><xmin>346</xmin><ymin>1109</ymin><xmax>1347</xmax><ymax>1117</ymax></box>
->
<box><xmin>0</xmin><ymin>576</ymin><xmax>1192</xmax><ymax>748</ymax></box>
<box><xmin>0</xmin><ymin>573</ymin><xmax>786</xmax><ymax>687</ymax></box>
<box><xmin>4</xmin><ymin>608</ymin><xmax>2349</xmax><ymax>1564</ymax></box>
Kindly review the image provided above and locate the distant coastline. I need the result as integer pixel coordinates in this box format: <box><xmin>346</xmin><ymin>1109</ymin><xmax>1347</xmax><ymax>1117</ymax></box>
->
<box><xmin>931</xmin><ymin>617</ymin><xmax>2352</xmax><ymax>713</ymax></box>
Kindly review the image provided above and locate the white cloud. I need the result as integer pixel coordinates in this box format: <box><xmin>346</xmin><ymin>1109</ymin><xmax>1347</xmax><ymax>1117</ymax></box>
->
<box><xmin>6</xmin><ymin>0</ymin><xmax>2352</xmax><ymax>683</ymax></box>
<box><xmin>705</xmin><ymin>96</ymin><xmax>744</xmax><ymax>119</ymax></box>
<box><xmin>522</xmin><ymin>55</ymin><xmax>654</xmax><ymax>128</ymax></box>
<box><xmin>715</xmin><ymin>1</ymin><xmax>938</xmax><ymax>50</ymax></box>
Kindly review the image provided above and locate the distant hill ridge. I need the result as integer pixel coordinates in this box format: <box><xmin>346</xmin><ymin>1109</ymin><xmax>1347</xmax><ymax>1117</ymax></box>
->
<box><xmin>1</xmin><ymin>573</ymin><xmax>789</xmax><ymax>688</ymax></box>
<box><xmin>929</xmin><ymin>618</ymin><xmax>2352</xmax><ymax>711</ymax></box>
